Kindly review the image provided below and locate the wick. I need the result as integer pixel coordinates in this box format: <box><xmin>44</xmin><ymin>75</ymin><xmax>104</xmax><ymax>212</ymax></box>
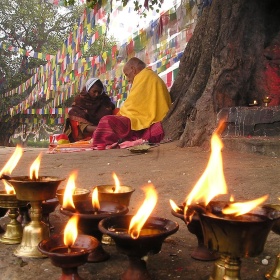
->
<box><xmin>32</xmin><ymin>170</ymin><xmax>38</xmax><ymax>181</ymax></box>
<box><xmin>0</xmin><ymin>174</ymin><xmax>11</xmax><ymax>180</ymax></box>
<box><xmin>67</xmin><ymin>246</ymin><xmax>71</xmax><ymax>253</ymax></box>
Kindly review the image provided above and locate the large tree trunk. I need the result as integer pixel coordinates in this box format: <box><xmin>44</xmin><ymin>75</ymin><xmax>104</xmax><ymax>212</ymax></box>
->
<box><xmin>162</xmin><ymin>0</ymin><xmax>280</xmax><ymax>147</ymax></box>
<box><xmin>0</xmin><ymin>115</ymin><xmax>20</xmax><ymax>146</ymax></box>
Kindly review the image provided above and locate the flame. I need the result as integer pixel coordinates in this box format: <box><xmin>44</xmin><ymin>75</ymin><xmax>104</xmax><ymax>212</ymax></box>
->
<box><xmin>112</xmin><ymin>172</ymin><xmax>121</xmax><ymax>193</ymax></box>
<box><xmin>230</xmin><ymin>195</ymin><xmax>234</xmax><ymax>202</ymax></box>
<box><xmin>92</xmin><ymin>187</ymin><xmax>100</xmax><ymax>210</ymax></box>
<box><xmin>29</xmin><ymin>153</ymin><xmax>42</xmax><ymax>179</ymax></box>
<box><xmin>169</xmin><ymin>199</ymin><xmax>181</xmax><ymax>212</ymax></box>
<box><xmin>3</xmin><ymin>180</ymin><xmax>15</xmax><ymax>194</ymax></box>
<box><xmin>0</xmin><ymin>145</ymin><xmax>23</xmax><ymax>177</ymax></box>
<box><xmin>64</xmin><ymin>215</ymin><xmax>79</xmax><ymax>250</ymax></box>
<box><xmin>128</xmin><ymin>184</ymin><xmax>157</xmax><ymax>239</ymax></box>
<box><xmin>185</xmin><ymin>132</ymin><xmax>228</xmax><ymax>206</ymax></box>
<box><xmin>222</xmin><ymin>195</ymin><xmax>269</xmax><ymax>216</ymax></box>
<box><xmin>62</xmin><ymin>171</ymin><xmax>77</xmax><ymax>209</ymax></box>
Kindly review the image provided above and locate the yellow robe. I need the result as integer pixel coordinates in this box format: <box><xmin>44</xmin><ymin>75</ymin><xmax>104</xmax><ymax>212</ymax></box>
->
<box><xmin>119</xmin><ymin>68</ymin><xmax>171</xmax><ymax>130</ymax></box>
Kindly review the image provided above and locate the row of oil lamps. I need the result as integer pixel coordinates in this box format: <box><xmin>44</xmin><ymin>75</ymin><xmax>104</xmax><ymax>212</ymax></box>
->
<box><xmin>0</xmin><ymin>131</ymin><xmax>280</xmax><ymax>280</ymax></box>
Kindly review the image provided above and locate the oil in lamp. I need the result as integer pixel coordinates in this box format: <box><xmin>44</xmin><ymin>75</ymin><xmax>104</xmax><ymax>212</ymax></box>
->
<box><xmin>6</xmin><ymin>153</ymin><xmax>65</xmax><ymax>258</ymax></box>
<box><xmin>99</xmin><ymin>184</ymin><xmax>179</xmax><ymax>280</ymax></box>
<box><xmin>265</xmin><ymin>203</ymin><xmax>280</xmax><ymax>280</ymax></box>
<box><xmin>60</xmin><ymin>174</ymin><xmax>129</xmax><ymax>262</ymax></box>
<box><xmin>0</xmin><ymin>145</ymin><xmax>27</xmax><ymax>244</ymax></box>
<box><xmin>96</xmin><ymin>172</ymin><xmax>135</xmax><ymax>245</ymax></box>
<box><xmin>38</xmin><ymin>215</ymin><xmax>99</xmax><ymax>280</ymax></box>
<box><xmin>171</xmin><ymin>128</ymin><xmax>280</xmax><ymax>280</ymax></box>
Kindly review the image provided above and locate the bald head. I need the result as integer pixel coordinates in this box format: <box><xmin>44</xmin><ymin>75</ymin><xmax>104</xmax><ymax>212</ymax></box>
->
<box><xmin>123</xmin><ymin>57</ymin><xmax>146</xmax><ymax>83</ymax></box>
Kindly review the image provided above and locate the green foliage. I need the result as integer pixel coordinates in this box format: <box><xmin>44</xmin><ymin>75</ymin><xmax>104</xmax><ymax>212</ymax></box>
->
<box><xmin>11</xmin><ymin>138</ymin><xmax>49</xmax><ymax>148</ymax></box>
<box><xmin>0</xmin><ymin>0</ymin><xmax>83</xmax><ymax>94</ymax></box>
<box><xmin>82</xmin><ymin>0</ymin><xmax>162</xmax><ymax>16</ymax></box>
<box><xmin>0</xmin><ymin>0</ymin><xmax>116</xmax><ymax>145</ymax></box>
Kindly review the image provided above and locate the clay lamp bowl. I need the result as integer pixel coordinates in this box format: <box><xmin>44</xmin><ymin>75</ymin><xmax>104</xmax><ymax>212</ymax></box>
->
<box><xmin>60</xmin><ymin>199</ymin><xmax>128</xmax><ymax>262</ymax></box>
<box><xmin>6</xmin><ymin>175</ymin><xmax>64</xmax><ymax>258</ymax></box>
<box><xmin>42</xmin><ymin>197</ymin><xmax>60</xmax><ymax>231</ymax></box>
<box><xmin>189</xmin><ymin>201</ymin><xmax>280</xmax><ymax>280</ymax></box>
<box><xmin>99</xmin><ymin>215</ymin><xmax>179</xmax><ymax>280</ymax></box>
<box><xmin>0</xmin><ymin>189</ymin><xmax>27</xmax><ymax>244</ymax></box>
<box><xmin>264</xmin><ymin>203</ymin><xmax>280</xmax><ymax>280</ymax></box>
<box><xmin>96</xmin><ymin>179</ymin><xmax>135</xmax><ymax>245</ymax></box>
<box><xmin>171</xmin><ymin>204</ymin><xmax>219</xmax><ymax>261</ymax></box>
<box><xmin>38</xmin><ymin>215</ymin><xmax>99</xmax><ymax>280</ymax></box>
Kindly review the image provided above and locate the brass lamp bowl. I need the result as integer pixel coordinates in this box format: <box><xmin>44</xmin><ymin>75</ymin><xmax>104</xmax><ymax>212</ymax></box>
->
<box><xmin>7</xmin><ymin>176</ymin><xmax>65</xmax><ymax>202</ymax></box>
<box><xmin>197</xmin><ymin>205</ymin><xmax>280</xmax><ymax>258</ymax></box>
<box><xmin>96</xmin><ymin>185</ymin><xmax>135</xmax><ymax>207</ymax></box>
<box><xmin>56</xmin><ymin>188</ymin><xmax>90</xmax><ymax>206</ymax></box>
<box><xmin>0</xmin><ymin>191</ymin><xmax>27</xmax><ymax>244</ymax></box>
<box><xmin>264</xmin><ymin>204</ymin><xmax>280</xmax><ymax>280</ymax></box>
<box><xmin>264</xmin><ymin>204</ymin><xmax>280</xmax><ymax>234</ymax></box>
<box><xmin>190</xmin><ymin>202</ymin><xmax>280</xmax><ymax>280</ymax></box>
<box><xmin>6</xmin><ymin>176</ymin><xmax>64</xmax><ymax>258</ymax></box>
<box><xmin>0</xmin><ymin>191</ymin><xmax>27</xmax><ymax>208</ymax></box>
<box><xmin>171</xmin><ymin>206</ymin><xmax>219</xmax><ymax>261</ymax></box>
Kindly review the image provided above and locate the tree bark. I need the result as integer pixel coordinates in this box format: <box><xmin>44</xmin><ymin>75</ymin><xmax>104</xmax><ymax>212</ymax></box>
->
<box><xmin>162</xmin><ymin>0</ymin><xmax>280</xmax><ymax>147</ymax></box>
<box><xmin>0</xmin><ymin>115</ymin><xmax>20</xmax><ymax>146</ymax></box>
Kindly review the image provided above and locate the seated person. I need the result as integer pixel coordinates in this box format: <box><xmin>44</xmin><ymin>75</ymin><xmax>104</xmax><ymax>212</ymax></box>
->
<box><xmin>64</xmin><ymin>78</ymin><xmax>115</xmax><ymax>142</ymax></box>
<box><xmin>92</xmin><ymin>57</ymin><xmax>171</xmax><ymax>149</ymax></box>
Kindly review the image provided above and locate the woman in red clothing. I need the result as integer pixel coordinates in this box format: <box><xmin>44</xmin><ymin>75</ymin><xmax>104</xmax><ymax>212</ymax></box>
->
<box><xmin>64</xmin><ymin>78</ymin><xmax>115</xmax><ymax>142</ymax></box>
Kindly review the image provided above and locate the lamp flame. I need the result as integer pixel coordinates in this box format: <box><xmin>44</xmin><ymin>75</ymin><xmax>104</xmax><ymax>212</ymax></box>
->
<box><xmin>169</xmin><ymin>199</ymin><xmax>181</xmax><ymax>212</ymax></box>
<box><xmin>128</xmin><ymin>184</ymin><xmax>157</xmax><ymax>239</ymax></box>
<box><xmin>92</xmin><ymin>187</ymin><xmax>100</xmax><ymax>211</ymax></box>
<box><xmin>0</xmin><ymin>145</ymin><xmax>23</xmax><ymax>177</ymax></box>
<box><xmin>64</xmin><ymin>215</ymin><xmax>79</xmax><ymax>252</ymax></box>
<box><xmin>62</xmin><ymin>171</ymin><xmax>77</xmax><ymax>209</ymax></box>
<box><xmin>112</xmin><ymin>172</ymin><xmax>121</xmax><ymax>193</ymax></box>
<box><xmin>3</xmin><ymin>180</ymin><xmax>15</xmax><ymax>194</ymax></box>
<box><xmin>222</xmin><ymin>195</ymin><xmax>269</xmax><ymax>216</ymax></box>
<box><xmin>29</xmin><ymin>153</ymin><xmax>42</xmax><ymax>180</ymax></box>
<box><xmin>185</xmin><ymin>132</ymin><xmax>228</xmax><ymax>207</ymax></box>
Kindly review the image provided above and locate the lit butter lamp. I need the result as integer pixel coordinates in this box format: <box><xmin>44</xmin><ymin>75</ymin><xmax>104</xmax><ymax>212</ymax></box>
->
<box><xmin>38</xmin><ymin>215</ymin><xmax>99</xmax><ymax>280</ymax></box>
<box><xmin>60</xmin><ymin>173</ymin><xmax>128</xmax><ymax>262</ymax></box>
<box><xmin>170</xmin><ymin>200</ymin><xmax>219</xmax><ymax>261</ymax></box>
<box><xmin>0</xmin><ymin>146</ymin><xmax>27</xmax><ymax>244</ymax></box>
<box><xmin>5</xmin><ymin>152</ymin><xmax>65</xmax><ymax>258</ymax></box>
<box><xmin>0</xmin><ymin>180</ymin><xmax>27</xmax><ymax>244</ymax></box>
<box><xmin>96</xmin><ymin>172</ymin><xmax>135</xmax><ymax>207</ymax></box>
<box><xmin>56</xmin><ymin>171</ymin><xmax>90</xmax><ymax>207</ymax></box>
<box><xmin>99</xmin><ymin>184</ymin><xmax>179</xmax><ymax>280</ymax></box>
<box><xmin>265</xmin><ymin>201</ymin><xmax>280</xmax><ymax>280</ymax></box>
<box><xmin>170</xmin><ymin>128</ymin><xmax>280</xmax><ymax>280</ymax></box>
<box><xmin>96</xmin><ymin>172</ymin><xmax>135</xmax><ymax>245</ymax></box>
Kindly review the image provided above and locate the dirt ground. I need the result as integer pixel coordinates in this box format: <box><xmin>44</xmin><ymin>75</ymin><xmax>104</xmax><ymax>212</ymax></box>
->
<box><xmin>0</xmin><ymin>140</ymin><xmax>279</xmax><ymax>280</ymax></box>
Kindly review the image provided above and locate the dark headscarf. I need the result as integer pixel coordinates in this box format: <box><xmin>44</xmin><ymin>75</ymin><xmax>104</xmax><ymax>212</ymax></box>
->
<box><xmin>68</xmin><ymin>85</ymin><xmax>115</xmax><ymax>125</ymax></box>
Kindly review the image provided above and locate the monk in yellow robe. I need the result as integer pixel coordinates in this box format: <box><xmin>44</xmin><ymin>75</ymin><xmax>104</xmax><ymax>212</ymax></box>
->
<box><xmin>92</xmin><ymin>57</ymin><xmax>171</xmax><ymax>149</ymax></box>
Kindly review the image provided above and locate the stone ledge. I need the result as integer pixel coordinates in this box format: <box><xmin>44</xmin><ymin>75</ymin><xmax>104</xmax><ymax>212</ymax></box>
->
<box><xmin>222</xmin><ymin>136</ymin><xmax>280</xmax><ymax>157</ymax></box>
<box><xmin>218</xmin><ymin>106</ymin><xmax>280</xmax><ymax>137</ymax></box>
